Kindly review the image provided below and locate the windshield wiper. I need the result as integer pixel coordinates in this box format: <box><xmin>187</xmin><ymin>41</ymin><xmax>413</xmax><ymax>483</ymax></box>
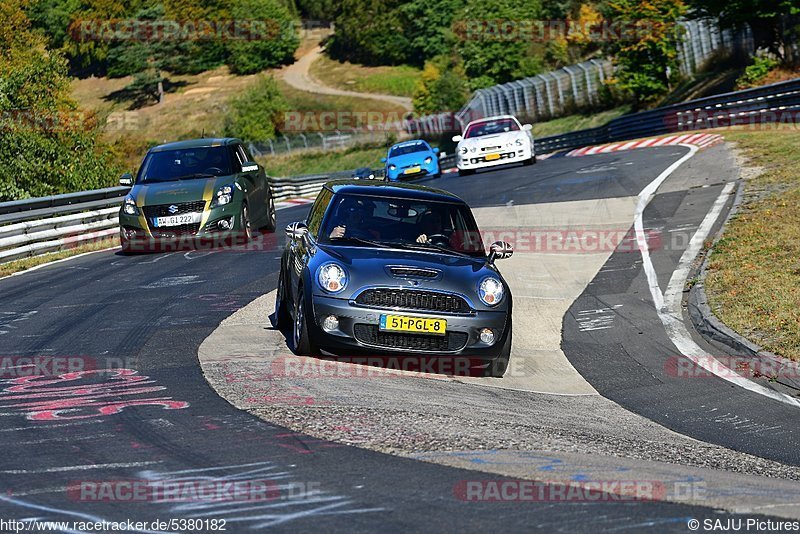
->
<box><xmin>392</xmin><ymin>242</ymin><xmax>474</xmax><ymax>258</ymax></box>
<box><xmin>176</xmin><ymin>173</ymin><xmax>216</xmax><ymax>180</ymax></box>
<box><xmin>329</xmin><ymin>236</ymin><xmax>392</xmax><ymax>248</ymax></box>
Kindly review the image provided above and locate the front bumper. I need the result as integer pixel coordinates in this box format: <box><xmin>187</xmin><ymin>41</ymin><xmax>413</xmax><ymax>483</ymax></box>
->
<box><xmin>309</xmin><ymin>294</ymin><xmax>510</xmax><ymax>362</ymax></box>
<box><xmin>386</xmin><ymin>161</ymin><xmax>440</xmax><ymax>181</ymax></box>
<box><xmin>457</xmin><ymin>146</ymin><xmax>533</xmax><ymax>170</ymax></box>
<box><xmin>119</xmin><ymin>202</ymin><xmax>247</xmax><ymax>251</ymax></box>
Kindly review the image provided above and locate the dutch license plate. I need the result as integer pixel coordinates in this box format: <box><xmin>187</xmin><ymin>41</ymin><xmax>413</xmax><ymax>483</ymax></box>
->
<box><xmin>404</xmin><ymin>166</ymin><xmax>421</xmax><ymax>174</ymax></box>
<box><xmin>380</xmin><ymin>314</ymin><xmax>446</xmax><ymax>335</ymax></box>
<box><xmin>485</xmin><ymin>153</ymin><xmax>501</xmax><ymax>161</ymax></box>
<box><xmin>153</xmin><ymin>212</ymin><xmax>202</xmax><ymax>227</ymax></box>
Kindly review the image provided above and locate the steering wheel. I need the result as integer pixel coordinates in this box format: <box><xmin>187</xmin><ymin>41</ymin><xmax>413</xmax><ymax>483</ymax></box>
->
<box><xmin>205</xmin><ymin>167</ymin><xmax>223</xmax><ymax>175</ymax></box>
<box><xmin>426</xmin><ymin>234</ymin><xmax>450</xmax><ymax>247</ymax></box>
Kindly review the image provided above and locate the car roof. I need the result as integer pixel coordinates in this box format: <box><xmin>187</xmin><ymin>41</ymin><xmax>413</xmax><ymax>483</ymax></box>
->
<box><xmin>324</xmin><ymin>180</ymin><xmax>465</xmax><ymax>203</ymax></box>
<box><xmin>149</xmin><ymin>138</ymin><xmax>241</xmax><ymax>152</ymax></box>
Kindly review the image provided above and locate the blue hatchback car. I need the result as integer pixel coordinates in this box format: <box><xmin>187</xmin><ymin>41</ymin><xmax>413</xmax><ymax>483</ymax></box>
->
<box><xmin>382</xmin><ymin>140</ymin><xmax>441</xmax><ymax>182</ymax></box>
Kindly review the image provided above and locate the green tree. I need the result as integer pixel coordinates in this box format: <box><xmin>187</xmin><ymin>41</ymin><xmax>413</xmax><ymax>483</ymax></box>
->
<box><xmin>688</xmin><ymin>0</ymin><xmax>799</xmax><ymax>66</ymax></box>
<box><xmin>224</xmin><ymin>75</ymin><xmax>288</xmax><ymax>141</ymax></box>
<box><xmin>604</xmin><ymin>0</ymin><xmax>687</xmax><ymax>105</ymax></box>
<box><xmin>412</xmin><ymin>56</ymin><xmax>469</xmax><ymax>114</ymax></box>
<box><xmin>0</xmin><ymin>0</ymin><xmax>119</xmax><ymax>201</ymax></box>
<box><xmin>327</xmin><ymin>0</ymin><xmax>410</xmax><ymax>65</ymax></box>
<box><xmin>225</xmin><ymin>0</ymin><xmax>300</xmax><ymax>74</ymax></box>
<box><xmin>453</xmin><ymin>0</ymin><xmax>544</xmax><ymax>88</ymax></box>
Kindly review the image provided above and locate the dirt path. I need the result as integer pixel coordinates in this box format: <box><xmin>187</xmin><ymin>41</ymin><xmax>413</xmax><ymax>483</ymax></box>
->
<box><xmin>280</xmin><ymin>46</ymin><xmax>413</xmax><ymax>111</ymax></box>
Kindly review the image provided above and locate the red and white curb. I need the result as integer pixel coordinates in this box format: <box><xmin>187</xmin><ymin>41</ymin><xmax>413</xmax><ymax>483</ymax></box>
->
<box><xmin>566</xmin><ymin>133</ymin><xmax>723</xmax><ymax>157</ymax></box>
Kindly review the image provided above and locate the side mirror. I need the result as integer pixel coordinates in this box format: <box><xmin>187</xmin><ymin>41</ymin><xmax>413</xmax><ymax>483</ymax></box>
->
<box><xmin>285</xmin><ymin>221</ymin><xmax>309</xmax><ymax>241</ymax></box>
<box><xmin>380</xmin><ymin>157</ymin><xmax>387</xmax><ymax>163</ymax></box>
<box><xmin>241</xmin><ymin>161</ymin><xmax>259</xmax><ymax>172</ymax></box>
<box><xmin>438</xmin><ymin>151</ymin><xmax>446</xmax><ymax>159</ymax></box>
<box><xmin>452</xmin><ymin>135</ymin><xmax>462</xmax><ymax>142</ymax></box>
<box><xmin>120</xmin><ymin>173</ymin><xmax>133</xmax><ymax>187</ymax></box>
<box><xmin>522</xmin><ymin>124</ymin><xmax>533</xmax><ymax>131</ymax></box>
<box><xmin>488</xmin><ymin>241</ymin><xmax>513</xmax><ymax>263</ymax></box>
<box><xmin>433</xmin><ymin>147</ymin><xmax>440</xmax><ymax>154</ymax></box>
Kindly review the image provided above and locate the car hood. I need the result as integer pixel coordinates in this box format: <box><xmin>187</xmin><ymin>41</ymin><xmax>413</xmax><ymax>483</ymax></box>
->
<box><xmin>387</xmin><ymin>151</ymin><xmax>434</xmax><ymax>168</ymax></box>
<box><xmin>459</xmin><ymin>131</ymin><xmax>526</xmax><ymax>147</ymax></box>
<box><xmin>130</xmin><ymin>175</ymin><xmax>232</xmax><ymax>206</ymax></box>
<box><xmin>313</xmin><ymin>244</ymin><xmax>507</xmax><ymax>310</ymax></box>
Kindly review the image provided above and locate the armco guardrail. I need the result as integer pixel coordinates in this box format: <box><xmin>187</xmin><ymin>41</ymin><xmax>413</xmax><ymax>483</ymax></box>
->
<box><xmin>535</xmin><ymin>76</ymin><xmax>800</xmax><ymax>154</ymax></box>
<box><xmin>4</xmin><ymin>76</ymin><xmax>799</xmax><ymax>265</ymax></box>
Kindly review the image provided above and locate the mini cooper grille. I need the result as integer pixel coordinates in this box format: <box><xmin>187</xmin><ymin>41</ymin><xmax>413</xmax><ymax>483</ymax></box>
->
<box><xmin>389</xmin><ymin>267</ymin><xmax>439</xmax><ymax>279</ymax></box>
<box><xmin>354</xmin><ymin>324</ymin><xmax>468</xmax><ymax>352</ymax></box>
<box><xmin>355</xmin><ymin>289</ymin><xmax>471</xmax><ymax>313</ymax></box>
<box><xmin>143</xmin><ymin>201</ymin><xmax>207</xmax><ymax>218</ymax></box>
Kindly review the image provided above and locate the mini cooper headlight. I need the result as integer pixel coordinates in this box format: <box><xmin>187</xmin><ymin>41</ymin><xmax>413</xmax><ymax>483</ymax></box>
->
<box><xmin>211</xmin><ymin>184</ymin><xmax>234</xmax><ymax>208</ymax></box>
<box><xmin>122</xmin><ymin>195</ymin><xmax>139</xmax><ymax>216</ymax></box>
<box><xmin>460</xmin><ymin>146</ymin><xmax>468</xmax><ymax>155</ymax></box>
<box><xmin>478</xmin><ymin>277</ymin><xmax>504</xmax><ymax>306</ymax></box>
<box><xmin>318</xmin><ymin>263</ymin><xmax>348</xmax><ymax>293</ymax></box>
<box><xmin>424</xmin><ymin>156</ymin><xmax>433</xmax><ymax>164</ymax></box>
<box><xmin>389</xmin><ymin>164</ymin><xmax>397</xmax><ymax>171</ymax></box>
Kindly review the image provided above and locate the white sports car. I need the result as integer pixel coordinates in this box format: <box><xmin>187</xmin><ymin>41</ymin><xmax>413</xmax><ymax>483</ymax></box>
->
<box><xmin>453</xmin><ymin>115</ymin><xmax>535</xmax><ymax>176</ymax></box>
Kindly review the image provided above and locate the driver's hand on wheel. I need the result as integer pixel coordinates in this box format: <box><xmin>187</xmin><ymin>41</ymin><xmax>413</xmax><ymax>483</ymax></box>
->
<box><xmin>330</xmin><ymin>226</ymin><xmax>346</xmax><ymax>239</ymax></box>
<box><xmin>416</xmin><ymin>234</ymin><xmax>428</xmax><ymax>243</ymax></box>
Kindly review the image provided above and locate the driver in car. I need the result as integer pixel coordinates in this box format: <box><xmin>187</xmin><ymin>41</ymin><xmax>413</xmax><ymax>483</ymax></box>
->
<box><xmin>329</xmin><ymin>198</ymin><xmax>379</xmax><ymax>239</ymax></box>
<box><xmin>416</xmin><ymin>210</ymin><xmax>445</xmax><ymax>244</ymax></box>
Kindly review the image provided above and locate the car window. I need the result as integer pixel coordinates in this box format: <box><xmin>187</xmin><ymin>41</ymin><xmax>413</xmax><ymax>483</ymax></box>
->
<box><xmin>307</xmin><ymin>188</ymin><xmax>333</xmax><ymax>238</ymax></box>
<box><xmin>389</xmin><ymin>142</ymin><xmax>428</xmax><ymax>157</ymax></box>
<box><xmin>137</xmin><ymin>146</ymin><xmax>234</xmax><ymax>183</ymax></box>
<box><xmin>238</xmin><ymin>144</ymin><xmax>252</xmax><ymax>162</ymax></box>
<box><xmin>230</xmin><ymin>146</ymin><xmax>244</xmax><ymax>172</ymax></box>
<box><xmin>319</xmin><ymin>193</ymin><xmax>485</xmax><ymax>256</ymax></box>
<box><xmin>465</xmin><ymin>118</ymin><xmax>520</xmax><ymax>138</ymax></box>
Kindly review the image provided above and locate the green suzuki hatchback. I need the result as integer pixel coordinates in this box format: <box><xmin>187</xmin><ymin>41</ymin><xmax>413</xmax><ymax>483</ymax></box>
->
<box><xmin>118</xmin><ymin>138</ymin><xmax>276</xmax><ymax>252</ymax></box>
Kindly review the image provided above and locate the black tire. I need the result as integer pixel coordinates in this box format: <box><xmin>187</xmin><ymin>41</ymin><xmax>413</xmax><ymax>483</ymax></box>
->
<box><xmin>483</xmin><ymin>328</ymin><xmax>511</xmax><ymax>378</ymax></box>
<box><xmin>262</xmin><ymin>193</ymin><xmax>277</xmax><ymax>233</ymax></box>
<box><xmin>458</xmin><ymin>168</ymin><xmax>474</xmax><ymax>177</ymax></box>
<box><xmin>274</xmin><ymin>268</ymin><xmax>291</xmax><ymax>330</ymax></box>
<box><xmin>523</xmin><ymin>156</ymin><xmax>535</xmax><ymax>166</ymax></box>
<box><xmin>292</xmin><ymin>286</ymin><xmax>319</xmax><ymax>356</ymax></box>
<box><xmin>240</xmin><ymin>203</ymin><xmax>253</xmax><ymax>242</ymax></box>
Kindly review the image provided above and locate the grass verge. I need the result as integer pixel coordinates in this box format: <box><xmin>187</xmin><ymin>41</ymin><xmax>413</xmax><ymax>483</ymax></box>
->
<box><xmin>259</xmin><ymin>144</ymin><xmax>388</xmax><ymax>177</ymax></box>
<box><xmin>309</xmin><ymin>55</ymin><xmax>420</xmax><ymax>98</ymax></box>
<box><xmin>0</xmin><ymin>237</ymin><xmax>119</xmax><ymax>278</ymax></box>
<box><xmin>530</xmin><ymin>105</ymin><xmax>632</xmax><ymax>137</ymax></box>
<box><xmin>704</xmin><ymin>127</ymin><xmax>800</xmax><ymax>360</ymax></box>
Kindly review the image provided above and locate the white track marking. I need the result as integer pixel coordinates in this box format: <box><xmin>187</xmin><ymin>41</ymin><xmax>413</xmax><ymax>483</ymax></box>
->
<box><xmin>635</xmin><ymin>145</ymin><xmax>800</xmax><ymax>408</ymax></box>
<box><xmin>0</xmin><ymin>461</ymin><xmax>160</xmax><ymax>475</ymax></box>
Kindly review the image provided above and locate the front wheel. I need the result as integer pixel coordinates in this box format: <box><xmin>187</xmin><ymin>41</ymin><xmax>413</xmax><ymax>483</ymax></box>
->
<box><xmin>274</xmin><ymin>268</ymin><xmax>291</xmax><ymax>329</ymax></box>
<box><xmin>292</xmin><ymin>287</ymin><xmax>319</xmax><ymax>356</ymax></box>
<box><xmin>240</xmin><ymin>203</ymin><xmax>253</xmax><ymax>242</ymax></box>
<box><xmin>523</xmin><ymin>156</ymin><xmax>535</xmax><ymax>166</ymax></box>
<box><xmin>262</xmin><ymin>194</ymin><xmax>277</xmax><ymax>233</ymax></box>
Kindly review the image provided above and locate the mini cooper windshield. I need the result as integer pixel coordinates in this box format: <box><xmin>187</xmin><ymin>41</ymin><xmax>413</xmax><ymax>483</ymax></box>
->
<box><xmin>137</xmin><ymin>146</ymin><xmax>234</xmax><ymax>184</ymax></box>
<box><xmin>319</xmin><ymin>194</ymin><xmax>486</xmax><ymax>257</ymax></box>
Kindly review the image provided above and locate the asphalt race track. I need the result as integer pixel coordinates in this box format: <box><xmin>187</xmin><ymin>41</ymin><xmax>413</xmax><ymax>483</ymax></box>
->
<box><xmin>1</xmin><ymin>143</ymin><xmax>798</xmax><ymax>532</ymax></box>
